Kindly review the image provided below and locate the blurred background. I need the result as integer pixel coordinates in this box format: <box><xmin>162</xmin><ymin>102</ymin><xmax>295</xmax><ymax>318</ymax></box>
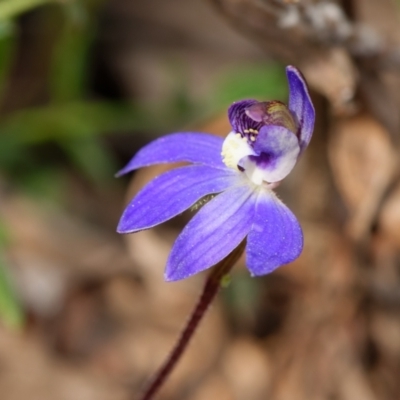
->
<box><xmin>1</xmin><ymin>0</ymin><xmax>400</xmax><ymax>399</ymax></box>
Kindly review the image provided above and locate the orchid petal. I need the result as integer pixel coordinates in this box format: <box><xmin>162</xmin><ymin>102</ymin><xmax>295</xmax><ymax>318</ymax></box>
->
<box><xmin>117</xmin><ymin>165</ymin><xmax>238</xmax><ymax>233</ymax></box>
<box><xmin>239</xmin><ymin>125</ymin><xmax>300</xmax><ymax>184</ymax></box>
<box><xmin>246</xmin><ymin>191</ymin><xmax>303</xmax><ymax>276</ymax></box>
<box><xmin>165</xmin><ymin>184</ymin><xmax>256</xmax><ymax>281</ymax></box>
<box><xmin>286</xmin><ymin>65</ymin><xmax>315</xmax><ymax>152</ymax></box>
<box><xmin>116</xmin><ymin>133</ymin><xmax>225</xmax><ymax>176</ymax></box>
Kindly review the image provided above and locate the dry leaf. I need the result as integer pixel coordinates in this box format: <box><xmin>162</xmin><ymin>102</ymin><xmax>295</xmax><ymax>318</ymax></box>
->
<box><xmin>328</xmin><ymin>113</ymin><xmax>396</xmax><ymax>239</ymax></box>
<box><xmin>378</xmin><ymin>182</ymin><xmax>400</xmax><ymax>249</ymax></box>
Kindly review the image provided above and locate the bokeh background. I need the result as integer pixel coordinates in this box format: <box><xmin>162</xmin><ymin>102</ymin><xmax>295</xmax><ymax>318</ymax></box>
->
<box><xmin>1</xmin><ymin>0</ymin><xmax>400</xmax><ymax>399</ymax></box>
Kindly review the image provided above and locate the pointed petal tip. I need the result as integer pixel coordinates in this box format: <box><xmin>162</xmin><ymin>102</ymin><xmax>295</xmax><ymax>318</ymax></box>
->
<box><xmin>285</xmin><ymin>65</ymin><xmax>309</xmax><ymax>92</ymax></box>
<box><xmin>285</xmin><ymin>65</ymin><xmax>315</xmax><ymax>153</ymax></box>
<box><xmin>115</xmin><ymin>169</ymin><xmax>127</xmax><ymax>178</ymax></box>
<box><xmin>116</xmin><ymin>213</ymin><xmax>146</xmax><ymax>234</ymax></box>
<box><xmin>164</xmin><ymin>271</ymin><xmax>175</xmax><ymax>282</ymax></box>
<box><xmin>115</xmin><ymin>161</ymin><xmax>144</xmax><ymax>177</ymax></box>
<box><xmin>116</xmin><ymin>132</ymin><xmax>225</xmax><ymax>174</ymax></box>
<box><xmin>285</xmin><ymin>65</ymin><xmax>305</xmax><ymax>80</ymax></box>
<box><xmin>165</xmin><ymin>256</ymin><xmax>184</xmax><ymax>282</ymax></box>
<box><xmin>116</xmin><ymin>220</ymin><xmax>132</xmax><ymax>234</ymax></box>
<box><xmin>164</xmin><ymin>263</ymin><xmax>192</xmax><ymax>282</ymax></box>
<box><xmin>164</xmin><ymin>272</ymin><xmax>180</xmax><ymax>282</ymax></box>
<box><xmin>116</xmin><ymin>165</ymin><xmax>238</xmax><ymax>237</ymax></box>
<box><xmin>117</xmin><ymin>212</ymin><xmax>157</xmax><ymax>234</ymax></box>
<box><xmin>286</xmin><ymin>65</ymin><xmax>299</xmax><ymax>74</ymax></box>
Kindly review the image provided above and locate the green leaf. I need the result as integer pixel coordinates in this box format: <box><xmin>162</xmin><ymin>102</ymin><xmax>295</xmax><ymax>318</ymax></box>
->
<box><xmin>0</xmin><ymin>0</ymin><xmax>55</xmax><ymax>20</ymax></box>
<box><xmin>0</xmin><ymin>100</ymin><xmax>194</xmax><ymax>180</ymax></box>
<box><xmin>0</xmin><ymin>256</ymin><xmax>24</xmax><ymax>329</ymax></box>
<box><xmin>0</xmin><ymin>220</ymin><xmax>11</xmax><ymax>247</ymax></box>
<box><xmin>18</xmin><ymin>167</ymin><xmax>65</xmax><ymax>202</ymax></box>
<box><xmin>0</xmin><ymin>20</ymin><xmax>16</xmax><ymax>102</ymax></box>
<box><xmin>60</xmin><ymin>137</ymin><xmax>117</xmax><ymax>185</ymax></box>
<box><xmin>0</xmin><ymin>101</ymin><xmax>189</xmax><ymax>146</ymax></box>
<box><xmin>211</xmin><ymin>63</ymin><xmax>287</xmax><ymax>108</ymax></box>
<box><xmin>50</xmin><ymin>2</ymin><xmax>93</xmax><ymax>102</ymax></box>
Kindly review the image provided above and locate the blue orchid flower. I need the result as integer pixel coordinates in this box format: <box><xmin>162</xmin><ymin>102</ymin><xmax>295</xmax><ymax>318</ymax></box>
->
<box><xmin>117</xmin><ymin>66</ymin><xmax>315</xmax><ymax>281</ymax></box>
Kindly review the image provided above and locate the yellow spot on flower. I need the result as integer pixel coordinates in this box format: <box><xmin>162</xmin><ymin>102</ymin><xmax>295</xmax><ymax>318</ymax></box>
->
<box><xmin>221</xmin><ymin>133</ymin><xmax>251</xmax><ymax>170</ymax></box>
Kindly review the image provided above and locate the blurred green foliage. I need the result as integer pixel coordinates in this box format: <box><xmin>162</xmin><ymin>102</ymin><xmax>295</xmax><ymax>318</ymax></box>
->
<box><xmin>50</xmin><ymin>2</ymin><xmax>92</xmax><ymax>102</ymax></box>
<box><xmin>0</xmin><ymin>259</ymin><xmax>24</xmax><ymax>329</ymax></box>
<box><xmin>212</xmin><ymin>63</ymin><xmax>287</xmax><ymax>107</ymax></box>
<box><xmin>0</xmin><ymin>221</ymin><xmax>24</xmax><ymax>329</ymax></box>
<box><xmin>222</xmin><ymin>269</ymin><xmax>261</xmax><ymax>332</ymax></box>
<box><xmin>0</xmin><ymin>20</ymin><xmax>16</xmax><ymax>99</ymax></box>
<box><xmin>0</xmin><ymin>0</ymin><xmax>54</xmax><ymax>21</ymax></box>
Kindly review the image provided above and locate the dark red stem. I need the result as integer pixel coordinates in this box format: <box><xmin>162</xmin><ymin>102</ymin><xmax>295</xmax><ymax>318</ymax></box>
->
<box><xmin>138</xmin><ymin>242</ymin><xmax>246</xmax><ymax>400</ymax></box>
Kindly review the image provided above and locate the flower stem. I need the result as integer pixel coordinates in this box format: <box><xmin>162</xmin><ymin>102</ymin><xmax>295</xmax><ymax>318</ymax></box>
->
<box><xmin>138</xmin><ymin>241</ymin><xmax>246</xmax><ymax>400</ymax></box>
